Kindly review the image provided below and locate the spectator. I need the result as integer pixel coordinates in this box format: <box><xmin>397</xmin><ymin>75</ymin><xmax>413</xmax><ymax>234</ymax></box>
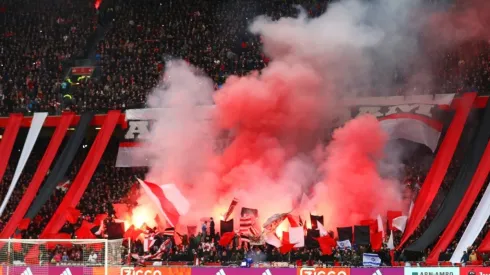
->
<box><xmin>470</xmin><ymin>250</ymin><xmax>478</xmax><ymax>262</ymax></box>
<box><xmin>62</xmin><ymin>251</ymin><xmax>69</xmax><ymax>262</ymax></box>
<box><xmin>88</xmin><ymin>251</ymin><xmax>98</xmax><ymax>264</ymax></box>
<box><xmin>461</xmin><ymin>250</ymin><xmax>469</xmax><ymax>263</ymax></box>
<box><xmin>202</xmin><ymin>221</ymin><xmax>207</xmax><ymax>241</ymax></box>
<box><xmin>52</xmin><ymin>251</ymin><xmax>62</xmax><ymax>263</ymax></box>
<box><xmin>210</xmin><ymin>217</ymin><xmax>215</xmax><ymax>240</ymax></box>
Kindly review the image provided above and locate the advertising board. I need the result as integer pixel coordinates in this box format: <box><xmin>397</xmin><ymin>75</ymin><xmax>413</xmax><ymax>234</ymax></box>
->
<box><xmin>297</xmin><ymin>267</ymin><xmax>351</xmax><ymax>275</ymax></box>
<box><xmin>118</xmin><ymin>267</ymin><xmax>191</xmax><ymax>275</ymax></box>
<box><xmin>3</xmin><ymin>266</ymin><xmax>92</xmax><ymax>275</ymax></box>
<box><xmin>192</xmin><ymin>267</ymin><xmax>296</xmax><ymax>275</ymax></box>
<box><xmin>8</xmin><ymin>265</ymin><xmax>490</xmax><ymax>275</ymax></box>
<box><xmin>404</xmin><ymin>267</ymin><xmax>459</xmax><ymax>275</ymax></box>
<box><xmin>460</xmin><ymin>267</ymin><xmax>490</xmax><ymax>275</ymax></box>
<box><xmin>351</xmin><ymin>268</ymin><xmax>403</xmax><ymax>275</ymax></box>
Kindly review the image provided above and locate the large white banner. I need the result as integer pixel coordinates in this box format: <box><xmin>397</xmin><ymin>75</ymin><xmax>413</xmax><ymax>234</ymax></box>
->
<box><xmin>117</xmin><ymin>94</ymin><xmax>455</xmax><ymax>167</ymax></box>
<box><xmin>450</xmin><ymin>182</ymin><xmax>490</xmax><ymax>263</ymax></box>
<box><xmin>0</xmin><ymin>113</ymin><xmax>47</xmax><ymax>216</ymax></box>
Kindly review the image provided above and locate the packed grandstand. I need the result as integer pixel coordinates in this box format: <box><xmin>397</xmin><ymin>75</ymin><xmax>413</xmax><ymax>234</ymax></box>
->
<box><xmin>1</xmin><ymin>0</ymin><xmax>490</xmax><ymax>273</ymax></box>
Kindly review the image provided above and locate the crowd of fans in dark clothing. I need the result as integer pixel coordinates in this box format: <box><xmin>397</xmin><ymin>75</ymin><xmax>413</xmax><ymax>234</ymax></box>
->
<box><xmin>1</xmin><ymin>0</ymin><xmax>490</xmax><ymax>115</ymax></box>
<box><xmin>0</xmin><ymin>0</ymin><xmax>97</xmax><ymax>115</ymax></box>
<box><xmin>0</xmin><ymin>135</ymin><xmax>487</xmax><ymax>266</ymax></box>
<box><xmin>1</xmin><ymin>0</ymin><xmax>490</xmax><ymax>267</ymax></box>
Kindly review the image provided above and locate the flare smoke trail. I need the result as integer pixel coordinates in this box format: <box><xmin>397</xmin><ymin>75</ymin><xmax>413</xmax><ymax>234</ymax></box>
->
<box><xmin>132</xmin><ymin>0</ymin><xmax>489</xmax><ymax>230</ymax></box>
<box><xmin>313</xmin><ymin>115</ymin><xmax>403</xmax><ymax>227</ymax></box>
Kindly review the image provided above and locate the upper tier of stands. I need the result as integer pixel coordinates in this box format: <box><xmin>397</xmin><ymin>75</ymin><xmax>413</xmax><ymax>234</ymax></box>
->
<box><xmin>0</xmin><ymin>0</ymin><xmax>490</xmax><ymax>266</ymax></box>
<box><xmin>1</xmin><ymin>0</ymin><xmax>490</xmax><ymax>116</ymax></box>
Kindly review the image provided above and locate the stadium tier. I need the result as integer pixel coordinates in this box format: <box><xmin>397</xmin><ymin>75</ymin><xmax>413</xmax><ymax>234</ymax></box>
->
<box><xmin>0</xmin><ymin>94</ymin><xmax>490</xmax><ymax>270</ymax></box>
<box><xmin>2</xmin><ymin>0</ymin><xmax>490</xmax><ymax>273</ymax></box>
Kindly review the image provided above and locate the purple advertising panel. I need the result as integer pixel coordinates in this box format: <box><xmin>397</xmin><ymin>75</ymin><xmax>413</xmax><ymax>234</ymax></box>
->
<box><xmin>350</xmin><ymin>268</ymin><xmax>404</xmax><ymax>275</ymax></box>
<box><xmin>3</xmin><ymin>266</ymin><xmax>93</xmax><ymax>275</ymax></box>
<box><xmin>192</xmin><ymin>267</ymin><xmax>296</xmax><ymax>275</ymax></box>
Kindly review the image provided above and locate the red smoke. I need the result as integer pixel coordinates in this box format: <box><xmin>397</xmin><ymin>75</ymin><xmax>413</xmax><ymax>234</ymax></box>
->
<box><xmin>139</xmin><ymin>0</ymin><xmax>411</xmax><ymax>231</ymax></box>
<box><xmin>138</xmin><ymin>0</ymin><xmax>490</xmax><ymax>231</ymax></box>
<box><xmin>210</xmin><ymin>63</ymin><xmax>406</xmax><ymax>228</ymax></box>
<box><xmin>214</xmin><ymin>62</ymin><xmax>327</xmax><ymax>179</ymax></box>
<box><xmin>313</xmin><ymin>115</ymin><xmax>404</xmax><ymax>227</ymax></box>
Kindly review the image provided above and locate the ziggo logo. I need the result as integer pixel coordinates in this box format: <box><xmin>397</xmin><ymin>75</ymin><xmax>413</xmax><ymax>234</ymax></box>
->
<box><xmin>300</xmin><ymin>268</ymin><xmax>349</xmax><ymax>275</ymax></box>
<box><xmin>120</xmin><ymin>267</ymin><xmax>162</xmax><ymax>275</ymax></box>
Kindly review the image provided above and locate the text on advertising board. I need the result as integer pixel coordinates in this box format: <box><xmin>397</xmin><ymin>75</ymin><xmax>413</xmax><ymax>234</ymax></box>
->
<box><xmin>404</xmin><ymin>267</ymin><xmax>459</xmax><ymax>275</ymax></box>
<box><xmin>192</xmin><ymin>267</ymin><xmax>295</xmax><ymax>275</ymax></box>
<box><xmin>120</xmin><ymin>267</ymin><xmax>191</xmax><ymax>275</ymax></box>
<box><xmin>299</xmin><ymin>268</ymin><xmax>350</xmax><ymax>275</ymax></box>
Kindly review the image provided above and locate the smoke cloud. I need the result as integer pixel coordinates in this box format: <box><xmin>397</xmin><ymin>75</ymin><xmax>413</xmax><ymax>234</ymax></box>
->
<box><xmin>131</xmin><ymin>0</ymin><xmax>488</xmax><ymax>231</ymax></box>
<box><xmin>313</xmin><ymin>115</ymin><xmax>404</xmax><ymax>227</ymax></box>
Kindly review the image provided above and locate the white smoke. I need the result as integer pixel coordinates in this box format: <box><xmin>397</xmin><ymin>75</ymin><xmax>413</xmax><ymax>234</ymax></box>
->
<box><xmin>134</xmin><ymin>0</ymin><xmax>477</xmax><ymax>229</ymax></box>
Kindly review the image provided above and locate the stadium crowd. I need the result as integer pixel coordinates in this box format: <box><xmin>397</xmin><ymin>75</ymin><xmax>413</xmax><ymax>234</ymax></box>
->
<box><xmin>1</xmin><ymin>0</ymin><xmax>490</xmax><ymax>115</ymax></box>
<box><xmin>0</xmin><ymin>0</ymin><xmax>490</xmax><ymax>268</ymax></box>
<box><xmin>0</xmin><ymin>0</ymin><xmax>97</xmax><ymax>115</ymax></box>
<box><xmin>1</xmin><ymin>137</ymin><xmax>486</xmax><ymax>266</ymax></box>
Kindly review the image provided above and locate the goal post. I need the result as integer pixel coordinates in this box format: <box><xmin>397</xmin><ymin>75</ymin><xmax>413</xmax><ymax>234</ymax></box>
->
<box><xmin>0</xmin><ymin>238</ymin><xmax>124</xmax><ymax>275</ymax></box>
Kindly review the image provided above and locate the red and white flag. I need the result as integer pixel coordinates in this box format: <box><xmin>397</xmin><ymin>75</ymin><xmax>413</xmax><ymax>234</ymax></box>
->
<box><xmin>223</xmin><ymin>197</ymin><xmax>238</xmax><ymax>221</ymax></box>
<box><xmin>136</xmin><ymin>178</ymin><xmax>190</xmax><ymax>227</ymax></box>
<box><xmin>56</xmin><ymin>180</ymin><xmax>71</xmax><ymax>192</ymax></box>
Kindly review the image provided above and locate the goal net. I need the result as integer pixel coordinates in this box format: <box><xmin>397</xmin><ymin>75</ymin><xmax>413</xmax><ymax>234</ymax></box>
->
<box><xmin>0</xmin><ymin>238</ymin><xmax>125</xmax><ymax>275</ymax></box>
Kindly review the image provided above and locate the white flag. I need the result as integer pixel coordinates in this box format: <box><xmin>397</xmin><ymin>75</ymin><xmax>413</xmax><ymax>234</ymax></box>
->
<box><xmin>363</xmin><ymin>253</ymin><xmax>381</xmax><ymax>267</ymax></box>
<box><xmin>317</xmin><ymin>221</ymin><xmax>328</xmax><ymax>237</ymax></box>
<box><xmin>387</xmin><ymin>230</ymin><xmax>395</xmax><ymax>250</ymax></box>
<box><xmin>392</xmin><ymin>216</ymin><xmax>408</xmax><ymax>232</ymax></box>
<box><xmin>377</xmin><ymin>214</ymin><xmax>384</xmax><ymax>237</ymax></box>
<box><xmin>289</xmin><ymin>227</ymin><xmax>305</xmax><ymax>248</ymax></box>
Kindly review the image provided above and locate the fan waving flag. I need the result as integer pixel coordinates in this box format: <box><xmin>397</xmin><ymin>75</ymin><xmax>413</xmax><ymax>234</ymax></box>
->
<box><xmin>137</xmin><ymin>178</ymin><xmax>190</xmax><ymax>227</ymax></box>
<box><xmin>263</xmin><ymin>212</ymin><xmax>288</xmax><ymax>232</ymax></box>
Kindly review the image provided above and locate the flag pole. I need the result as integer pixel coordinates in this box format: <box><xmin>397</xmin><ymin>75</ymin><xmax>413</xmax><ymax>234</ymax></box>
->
<box><xmin>127</xmin><ymin>238</ymin><xmax>132</xmax><ymax>265</ymax></box>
